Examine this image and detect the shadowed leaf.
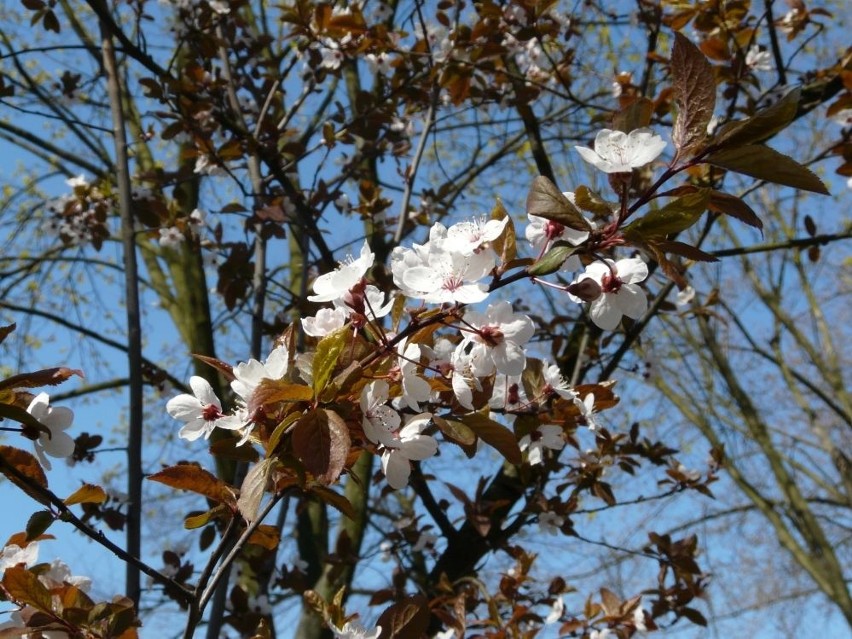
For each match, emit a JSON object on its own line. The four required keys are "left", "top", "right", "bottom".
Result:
{"left": 292, "top": 409, "right": 350, "bottom": 484}
{"left": 714, "top": 88, "right": 800, "bottom": 148}
{"left": 706, "top": 145, "right": 829, "bottom": 194}
{"left": 2, "top": 566, "right": 54, "bottom": 614}
{"left": 707, "top": 191, "right": 763, "bottom": 230}
{"left": 624, "top": 190, "right": 709, "bottom": 239}
{"left": 237, "top": 458, "right": 274, "bottom": 524}
{"left": 526, "top": 176, "right": 592, "bottom": 232}
{"left": 459, "top": 412, "right": 522, "bottom": 465}
{"left": 375, "top": 594, "right": 430, "bottom": 639}
{"left": 0, "top": 367, "right": 83, "bottom": 393}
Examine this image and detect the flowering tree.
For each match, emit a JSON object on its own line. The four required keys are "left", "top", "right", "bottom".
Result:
{"left": 0, "top": 1, "right": 849, "bottom": 638}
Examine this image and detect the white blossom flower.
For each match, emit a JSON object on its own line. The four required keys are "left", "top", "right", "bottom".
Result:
{"left": 380, "top": 413, "right": 438, "bottom": 489}
{"left": 333, "top": 284, "right": 394, "bottom": 322}
{"left": 366, "top": 52, "right": 393, "bottom": 76}
{"left": 40, "top": 559, "right": 91, "bottom": 592}
{"left": 193, "top": 154, "right": 225, "bottom": 176}
{"left": 392, "top": 341, "right": 432, "bottom": 412}
{"left": 0, "top": 542, "right": 39, "bottom": 575}
{"left": 309, "top": 240, "right": 375, "bottom": 303}
{"left": 745, "top": 45, "right": 772, "bottom": 71}
{"left": 399, "top": 241, "right": 494, "bottom": 304}
{"left": 542, "top": 364, "right": 578, "bottom": 401}
{"left": 361, "top": 380, "right": 401, "bottom": 447}
{"left": 544, "top": 595, "right": 564, "bottom": 624}
{"left": 675, "top": 286, "right": 696, "bottom": 307}
{"left": 443, "top": 216, "right": 508, "bottom": 256}
{"left": 26, "top": 393, "right": 75, "bottom": 470}
{"left": 189, "top": 208, "right": 206, "bottom": 226}
{"left": 538, "top": 511, "right": 564, "bottom": 535}
{"left": 302, "top": 307, "right": 348, "bottom": 337}
{"left": 590, "top": 630, "right": 613, "bottom": 639}
{"left": 159, "top": 226, "right": 185, "bottom": 249}
{"left": 574, "top": 393, "right": 600, "bottom": 430}
{"left": 65, "top": 174, "right": 88, "bottom": 189}
{"left": 489, "top": 374, "right": 527, "bottom": 419}
{"left": 412, "top": 530, "right": 437, "bottom": 552}
{"left": 167, "top": 376, "right": 243, "bottom": 441}
{"left": 331, "top": 621, "right": 382, "bottom": 639}
{"left": 247, "top": 594, "right": 271, "bottom": 615}
{"left": 231, "top": 346, "right": 290, "bottom": 403}
{"left": 519, "top": 424, "right": 564, "bottom": 465}
{"left": 632, "top": 602, "right": 648, "bottom": 632}
{"left": 461, "top": 301, "right": 534, "bottom": 377}
{"left": 567, "top": 257, "right": 648, "bottom": 330}
{"left": 449, "top": 343, "right": 482, "bottom": 410}
{"left": 575, "top": 128, "right": 666, "bottom": 174}
{"left": 207, "top": 0, "right": 229, "bottom": 14}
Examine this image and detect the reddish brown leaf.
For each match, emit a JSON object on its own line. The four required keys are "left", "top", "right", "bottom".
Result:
{"left": 191, "top": 354, "right": 235, "bottom": 381}
{"left": 375, "top": 594, "right": 431, "bottom": 639}
{"left": 307, "top": 485, "right": 356, "bottom": 519}
{"left": 0, "top": 367, "right": 84, "bottom": 393}
{"left": 612, "top": 97, "right": 653, "bottom": 133}
{"left": 148, "top": 463, "right": 237, "bottom": 507}
{"left": 0, "top": 445, "right": 49, "bottom": 502}
{"left": 671, "top": 33, "right": 716, "bottom": 155}
{"left": 248, "top": 524, "right": 281, "bottom": 550}
{"left": 526, "top": 176, "right": 592, "bottom": 232}
{"left": 714, "top": 88, "right": 800, "bottom": 148}
{"left": 707, "top": 191, "right": 763, "bottom": 230}
{"left": 458, "top": 412, "right": 522, "bottom": 465}
{"left": 238, "top": 458, "right": 275, "bottom": 525}
{"left": 706, "top": 145, "right": 829, "bottom": 195}
{"left": 2, "top": 566, "right": 54, "bottom": 614}
{"left": 248, "top": 379, "right": 313, "bottom": 415}
{"left": 292, "top": 409, "right": 350, "bottom": 484}
{"left": 653, "top": 240, "right": 719, "bottom": 262}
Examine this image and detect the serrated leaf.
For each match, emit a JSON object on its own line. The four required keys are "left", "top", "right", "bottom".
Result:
{"left": 148, "top": 464, "right": 237, "bottom": 507}
{"left": 291, "top": 409, "right": 350, "bottom": 484}
{"left": 459, "top": 412, "right": 522, "bottom": 465}
{"left": 612, "top": 97, "right": 653, "bottom": 133}
{"left": 526, "top": 177, "right": 592, "bottom": 232}
{"left": 574, "top": 186, "right": 615, "bottom": 218}
{"left": 431, "top": 415, "right": 476, "bottom": 446}
{"left": 2, "top": 566, "right": 54, "bottom": 613}
{"left": 267, "top": 411, "right": 301, "bottom": 455}
{"left": 375, "top": 594, "right": 430, "bottom": 639}
{"left": 714, "top": 88, "right": 800, "bottom": 148}
{"left": 527, "top": 242, "right": 579, "bottom": 276}
{"left": 707, "top": 191, "right": 763, "bottom": 229}
{"left": 25, "top": 510, "right": 54, "bottom": 541}
{"left": 64, "top": 483, "right": 107, "bottom": 506}
{"left": 490, "top": 198, "right": 516, "bottom": 263}
{"left": 623, "top": 190, "right": 709, "bottom": 239}
{"left": 313, "top": 327, "right": 349, "bottom": 396}
{"left": 706, "top": 145, "right": 829, "bottom": 194}
{"left": 671, "top": 32, "right": 716, "bottom": 155}
{"left": 237, "top": 458, "right": 274, "bottom": 524}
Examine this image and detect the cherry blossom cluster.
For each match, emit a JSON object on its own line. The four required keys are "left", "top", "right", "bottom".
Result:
{"left": 163, "top": 127, "right": 669, "bottom": 489}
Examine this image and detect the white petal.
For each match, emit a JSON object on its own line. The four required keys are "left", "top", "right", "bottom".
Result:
{"left": 615, "top": 284, "right": 647, "bottom": 319}
{"left": 616, "top": 257, "right": 648, "bottom": 284}
{"left": 589, "top": 295, "right": 622, "bottom": 331}
{"left": 493, "top": 342, "right": 527, "bottom": 377}
{"left": 399, "top": 435, "right": 438, "bottom": 461}
{"left": 166, "top": 394, "right": 202, "bottom": 420}
{"left": 575, "top": 145, "right": 611, "bottom": 172}
{"left": 382, "top": 450, "right": 411, "bottom": 489}
{"left": 189, "top": 376, "right": 220, "bottom": 409}
{"left": 40, "top": 431, "right": 75, "bottom": 458}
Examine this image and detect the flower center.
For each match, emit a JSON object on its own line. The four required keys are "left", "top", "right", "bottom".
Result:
{"left": 601, "top": 271, "right": 622, "bottom": 293}
{"left": 545, "top": 220, "right": 565, "bottom": 240}
{"left": 201, "top": 404, "right": 222, "bottom": 422}
{"left": 478, "top": 325, "right": 504, "bottom": 347}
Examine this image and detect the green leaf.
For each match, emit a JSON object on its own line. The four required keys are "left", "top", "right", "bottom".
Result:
{"left": 526, "top": 176, "right": 592, "bottom": 232}
{"left": 291, "top": 409, "right": 351, "bottom": 484}
{"left": 459, "top": 412, "right": 522, "bottom": 465}
{"left": 25, "top": 510, "right": 54, "bottom": 541}
{"left": 671, "top": 32, "right": 716, "bottom": 155}
{"left": 312, "top": 327, "right": 349, "bottom": 396}
{"left": 707, "top": 190, "right": 763, "bottom": 229}
{"left": 705, "top": 145, "right": 829, "bottom": 195}
{"left": 527, "top": 242, "right": 579, "bottom": 276}
{"left": 714, "top": 89, "right": 801, "bottom": 149}
{"left": 148, "top": 463, "right": 237, "bottom": 507}
{"left": 623, "top": 190, "right": 710, "bottom": 239}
